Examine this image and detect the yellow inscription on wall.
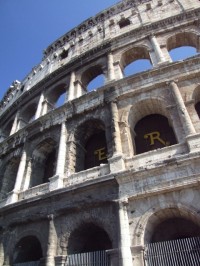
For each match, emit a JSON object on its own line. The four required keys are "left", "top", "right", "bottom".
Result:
{"left": 144, "top": 131, "right": 170, "bottom": 146}
{"left": 94, "top": 147, "right": 107, "bottom": 161}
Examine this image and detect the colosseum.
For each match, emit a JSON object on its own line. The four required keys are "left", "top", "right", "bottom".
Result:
{"left": 0, "top": 0, "right": 200, "bottom": 265}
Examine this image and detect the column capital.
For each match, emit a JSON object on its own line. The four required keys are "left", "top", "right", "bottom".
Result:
{"left": 166, "top": 79, "right": 178, "bottom": 86}
{"left": 119, "top": 197, "right": 129, "bottom": 207}
{"left": 47, "top": 214, "right": 55, "bottom": 221}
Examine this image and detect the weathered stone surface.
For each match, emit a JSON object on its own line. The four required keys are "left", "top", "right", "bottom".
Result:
{"left": 0, "top": 0, "right": 200, "bottom": 265}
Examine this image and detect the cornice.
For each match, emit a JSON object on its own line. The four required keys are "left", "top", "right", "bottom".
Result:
{"left": 43, "top": 0, "right": 151, "bottom": 58}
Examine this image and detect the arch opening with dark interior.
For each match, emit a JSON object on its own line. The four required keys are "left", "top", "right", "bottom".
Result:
{"left": 13, "top": 236, "right": 43, "bottom": 263}
{"left": 134, "top": 114, "right": 177, "bottom": 154}
{"left": 0, "top": 157, "right": 20, "bottom": 200}
{"left": 195, "top": 102, "right": 200, "bottom": 119}
{"left": 75, "top": 119, "right": 108, "bottom": 172}
{"left": 30, "top": 138, "right": 57, "bottom": 187}
{"left": 150, "top": 217, "right": 200, "bottom": 243}
{"left": 68, "top": 223, "right": 112, "bottom": 255}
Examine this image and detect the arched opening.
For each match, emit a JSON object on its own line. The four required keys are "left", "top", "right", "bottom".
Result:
{"left": 195, "top": 102, "right": 200, "bottom": 119}
{"left": 87, "top": 74, "right": 104, "bottom": 92}
{"left": 170, "top": 46, "right": 197, "bottom": 61}
{"left": 2, "top": 118, "right": 14, "bottom": 138}
{"left": 13, "top": 236, "right": 43, "bottom": 264}
{"left": 84, "top": 131, "right": 107, "bottom": 170}
{"left": 81, "top": 65, "right": 104, "bottom": 92}
{"left": 124, "top": 59, "right": 152, "bottom": 76}
{"left": 134, "top": 114, "right": 177, "bottom": 154}
{"left": 55, "top": 92, "right": 66, "bottom": 108}
{"left": 46, "top": 83, "right": 67, "bottom": 112}
{"left": 119, "top": 17, "right": 131, "bottom": 28}
{"left": 0, "top": 157, "right": 20, "bottom": 200}
{"left": 30, "top": 139, "right": 57, "bottom": 187}
{"left": 75, "top": 120, "right": 108, "bottom": 172}
{"left": 121, "top": 47, "right": 152, "bottom": 77}
{"left": 151, "top": 217, "right": 200, "bottom": 243}
{"left": 20, "top": 102, "right": 37, "bottom": 128}
{"left": 68, "top": 223, "right": 112, "bottom": 254}
{"left": 144, "top": 208, "right": 200, "bottom": 265}
{"left": 43, "top": 148, "right": 57, "bottom": 183}
{"left": 167, "top": 32, "right": 199, "bottom": 61}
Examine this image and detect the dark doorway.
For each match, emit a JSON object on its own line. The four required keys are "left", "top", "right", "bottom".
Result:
{"left": 134, "top": 114, "right": 177, "bottom": 154}
{"left": 13, "top": 236, "right": 43, "bottom": 263}
{"left": 84, "top": 131, "right": 108, "bottom": 170}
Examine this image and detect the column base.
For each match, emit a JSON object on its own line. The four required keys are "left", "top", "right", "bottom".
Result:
{"left": 131, "top": 245, "right": 145, "bottom": 266}
{"left": 54, "top": 255, "right": 67, "bottom": 266}
{"left": 186, "top": 133, "right": 200, "bottom": 152}
{"left": 6, "top": 190, "right": 19, "bottom": 205}
{"left": 49, "top": 175, "right": 64, "bottom": 191}
{"left": 106, "top": 249, "right": 120, "bottom": 266}
{"left": 108, "top": 154, "right": 125, "bottom": 173}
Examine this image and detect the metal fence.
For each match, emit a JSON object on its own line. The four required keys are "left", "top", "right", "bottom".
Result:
{"left": 66, "top": 250, "right": 110, "bottom": 266}
{"left": 144, "top": 237, "right": 200, "bottom": 266}
{"left": 13, "top": 261, "right": 40, "bottom": 266}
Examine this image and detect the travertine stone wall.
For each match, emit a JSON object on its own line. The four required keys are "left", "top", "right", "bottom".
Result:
{"left": 0, "top": 0, "right": 200, "bottom": 265}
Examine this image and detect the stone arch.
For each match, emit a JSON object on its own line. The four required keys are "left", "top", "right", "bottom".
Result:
{"left": 7, "top": 227, "right": 47, "bottom": 266}
{"left": 45, "top": 82, "right": 68, "bottom": 112}
{"left": 120, "top": 45, "right": 152, "bottom": 76}
{"left": 81, "top": 64, "right": 105, "bottom": 92}
{"left": 133, "top": 203, "right": 200, "bottom": 246}
{"left": 0, "top": 239, "right": 4, "bottom": 266}
{"left": 1, "top": 116, "right": 15, "bottom": 138}
{"left": 167, "top": 31, "right": 199, "bottom": 51}
{"left": 0, "top": 155, "right": 21, "bottom": 200}
{"left": 12, "top": 235, "right": 43, "bottom": 264}
{"left": 192, "top": 85, "right": 200, "bottom": 119}
{"left": 67, "top": 221, "right": 112, "bottom": 255}
{"left": 74, "top": 118, "right": 108, "bottom": 172}
{"left": 166, "top": 31, "right": 199, "bottom": 61}
{"left": 19, "top": 101, "right": 38, "bottom": 128}
{"left": 30, "top": 137, "right": 58, "bottom": 187}
{"left": 128, "top": 97, "right": 177, "bottom": 155}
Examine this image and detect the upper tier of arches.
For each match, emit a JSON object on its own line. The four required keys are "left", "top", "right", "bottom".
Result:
{"left": 1, "top": 28, "right": 199, "bottom": 139}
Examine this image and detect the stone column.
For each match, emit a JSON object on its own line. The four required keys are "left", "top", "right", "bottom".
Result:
{"left": 41, "top": 99, "right": 49, "bottom": 116}
{"left": 6, "top": 147, "right": 27, "bottom": 204}
{"left": 110, "top": 102, "right": 122, "bottom": 156}
{"left": 109, "top": 102, "right": 125, "bottom": 173}
{"left": 56, "top": 122, "right": 67, "bottom": 177}
{"left": 114, "top": 61, "right": 124, "bottom": 80}
{"left": 35, "top": 92, "right": 45, "bottom": 119}
{"left": 131, "top": 246, "right": 145, "bottom": 266}
{"left": 22, "top": 158, "right": 32, "bottom": 191}
{"left": 168, "top": 81, "right": 196, "bottom": 136}
{"left": 3, "top": 254, "right": 10, "bottom": 266}
{"left": 49, "top": 122, "right": 67, "bottom": 191}
{"left": 10, "top": 112, "right": 19, "bottom": 135}
{"left": 68, "top": 72, "right": 75, "bottom": 101}
{"left": 107, "top": 53, "right": 115, "bottom": 82}
{"left": 118, "top": 199, "right": 133, "bottom": 266}
{"left": 74, "top": 80, "right": 84, "bottom": 98}
{"left": 46, "top": 215, "right": 57, "bottom": 266}
{"left": 0, "top": 241, "right": 4, "bottom": 266}
{"left": 149, "top": 35, "right": 166, "bottom": 64}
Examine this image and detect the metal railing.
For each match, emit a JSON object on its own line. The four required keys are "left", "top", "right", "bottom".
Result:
{"left": 13, "top": 261, "right": 40, "bottom": 266}
{"left": 66, "top": 250, "right": 110, "bottom": 266}
{"left": 144, "top": 237, "right": 200, "bottom": 266}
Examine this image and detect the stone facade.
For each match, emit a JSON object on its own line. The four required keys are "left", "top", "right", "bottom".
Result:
{"left": 0, "top": 0, "right": 200, "bottom": 265}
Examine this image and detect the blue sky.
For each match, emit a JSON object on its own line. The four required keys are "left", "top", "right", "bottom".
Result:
{"left": 0, "top": 0, "right": 118, "bottom": 100}
{"left": 0, "top": 0, "right": 197, "bottom": 101}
